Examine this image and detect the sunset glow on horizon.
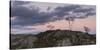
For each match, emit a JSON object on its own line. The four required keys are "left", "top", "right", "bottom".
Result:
{"left": 11, "top": 16, "right": 96, "bottom": 34}
{"left": 11, "top": 1, "right": 96, "bottom": 34}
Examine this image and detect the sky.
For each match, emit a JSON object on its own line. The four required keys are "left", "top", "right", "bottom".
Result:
{"left": 10, "top": 1, "right": 96, "bottom": 34}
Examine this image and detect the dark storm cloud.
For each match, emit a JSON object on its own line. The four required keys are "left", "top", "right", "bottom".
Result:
{"left": 73, "top": 6, "right": 96, "bottom": 16}
{"left": 11, "top": 1, "right": 53, "bottom": 26}
{"left": 85, "top": 12, "right": 96, "bottom": 16}
{"left": 10, "top": 1, "right": 31, "bottom": 9}
{"left": 12, "top": 1, "right": 30, "bottom": 5}
{"left": 73, "top": 8, "right": 93, "bottom": 13}
{"left": 54, "top": 5, "right": 96, "bottom": 18}
{"left": 53, "top": 5, "right": 81, "bottom": 17}
{"left": 11, "top": 7, "right": 52, "bottom": 26}
{"left": 11, "top": 1, "right": 96, "bottom": 26}
{"left": 11, "top": 6, "right": 39, "bottom": 17}
{"left": 10, "top": 1, "right": 34, "bottom": 17}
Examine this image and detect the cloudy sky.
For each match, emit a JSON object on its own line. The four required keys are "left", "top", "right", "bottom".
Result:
{"left": 10, "top": 1, "right": 96, "bottom": 34}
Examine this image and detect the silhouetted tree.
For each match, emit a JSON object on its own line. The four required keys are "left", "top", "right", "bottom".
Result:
{"left": 84, "top": 26, "right": 90, "bottom": 34}
{"left": 66, "top": 16, "right": 74, "bottom": 30}
{"left": 47, "top": 25, "right": 55, "bottom": 30}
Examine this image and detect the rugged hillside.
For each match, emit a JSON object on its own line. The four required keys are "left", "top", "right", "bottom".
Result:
{"left": 34, "top": 29, "right": 96, "bottom": 48}
{"left": 10, "top": 34, "right": 37, "bottom": 49}
{"left": 10, "top": 29, "right": 96, "bottom": 49}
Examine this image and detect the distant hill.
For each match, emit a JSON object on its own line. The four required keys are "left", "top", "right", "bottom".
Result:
{"left": 10, "top": 29, "right": 96, "bottom": 49}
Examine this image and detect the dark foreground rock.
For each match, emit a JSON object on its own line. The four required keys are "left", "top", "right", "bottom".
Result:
{"left": 10, "top": 30, "right": 96, "bottom": 49}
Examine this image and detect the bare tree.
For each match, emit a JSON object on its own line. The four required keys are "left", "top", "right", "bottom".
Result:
{"left": 65, "top": 16, "right": 74, "bottom": 30}
{"left": 47, "top": 25, "right": 55, "bottom": 30}
{"left": 84, "top": 26, "right": 90, "bottom": 34}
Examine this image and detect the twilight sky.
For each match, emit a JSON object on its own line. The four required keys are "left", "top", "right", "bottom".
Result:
{"left": 10, "top": 1, "right": 96, "bottom": 34}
